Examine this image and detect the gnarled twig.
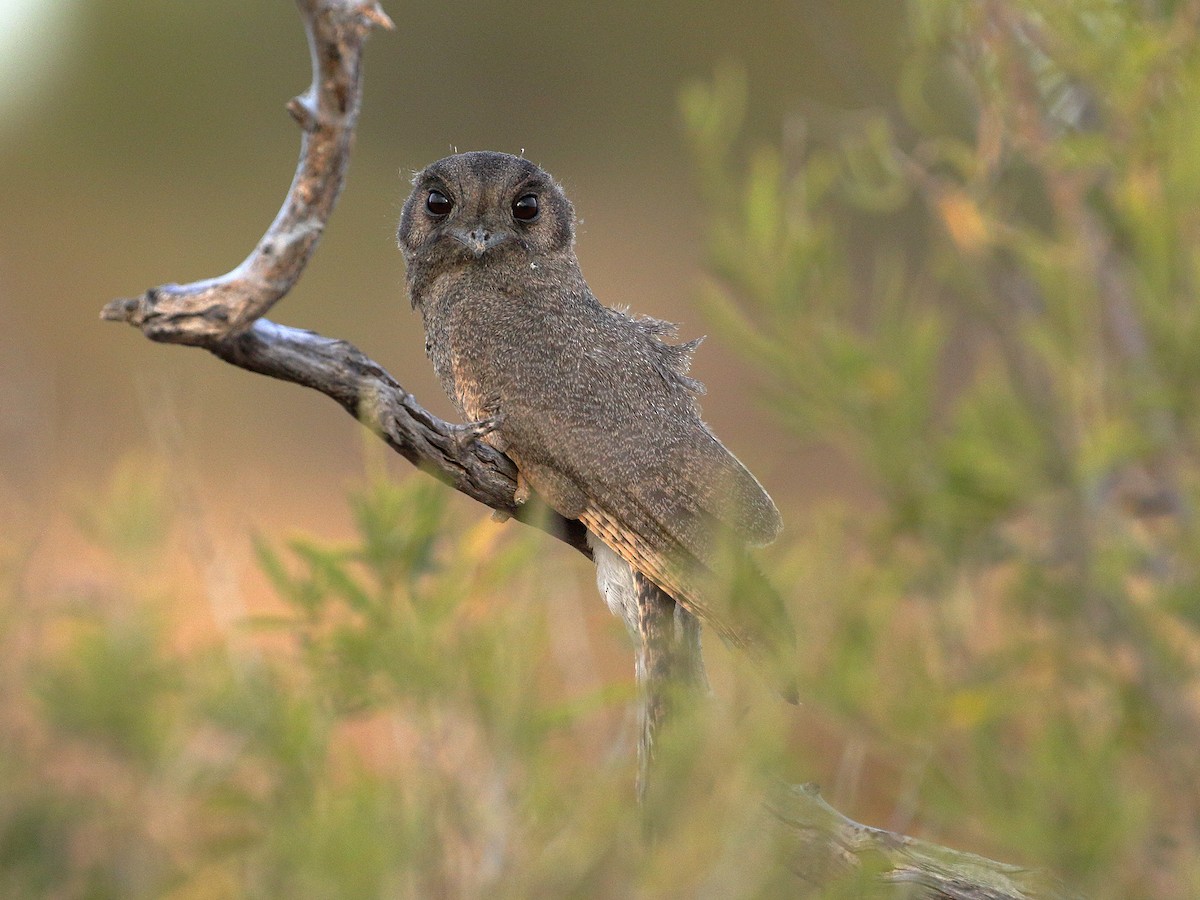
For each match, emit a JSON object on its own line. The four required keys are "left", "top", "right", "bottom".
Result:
{"left": 769, "top": 784, "right": 1081, "bottom": 899}
{"left": 99, "top": 0, "right": 587, "bottom": 557}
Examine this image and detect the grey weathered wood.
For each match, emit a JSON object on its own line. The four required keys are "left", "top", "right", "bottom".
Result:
{"left": 99, "top": 0, "right": 587, "bottom": 557}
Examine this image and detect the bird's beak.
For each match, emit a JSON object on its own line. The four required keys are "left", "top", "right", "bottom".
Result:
{"left": 449, "top": 226, "right": 508, "bottom": 258}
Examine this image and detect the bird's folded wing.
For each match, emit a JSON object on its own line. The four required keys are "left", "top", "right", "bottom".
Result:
{"left": 505, "top": 400, "right": 791, "bottom": 656}
{"left": 576, "top": 476, "right": 794, "bottom": 660}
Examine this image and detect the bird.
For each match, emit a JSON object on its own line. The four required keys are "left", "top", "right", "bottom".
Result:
{"left": 397, "top": 150, "right": 792, "bottom": 690}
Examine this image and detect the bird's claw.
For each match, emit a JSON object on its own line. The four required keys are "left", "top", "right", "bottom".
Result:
{"left": 513, "top": 471, "right": 531, "bottom": 505}
{"left": 449, "top": 405, "right": 506, "bottom": 449}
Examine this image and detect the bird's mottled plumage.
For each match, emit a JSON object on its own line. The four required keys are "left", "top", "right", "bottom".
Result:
{"left": 397, "top": 151, "right": 789, "bottom": 665}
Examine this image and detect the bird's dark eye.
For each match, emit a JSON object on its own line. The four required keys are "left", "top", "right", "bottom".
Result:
{"left": 513, "top": 193, "right": 539, "bottom": 221}
{"left": 426, "top": 190, "right": 452, "bottom": 217}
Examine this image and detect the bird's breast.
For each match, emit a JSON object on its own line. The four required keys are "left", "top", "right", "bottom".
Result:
{"left": 450, "top": 352, "right": 491, "bottom": 423}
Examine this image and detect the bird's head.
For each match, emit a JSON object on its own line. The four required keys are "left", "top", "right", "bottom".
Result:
{"left": 398, "top": 151, "right": 576, "bottom": 272}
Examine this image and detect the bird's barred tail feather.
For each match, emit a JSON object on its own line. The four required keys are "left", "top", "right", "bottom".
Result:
{"left": 583, "top": 505, "right": 797, "bottom": 702}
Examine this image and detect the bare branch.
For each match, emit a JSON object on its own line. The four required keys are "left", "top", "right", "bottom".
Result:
{"left": 103, "top": 0, "right": 388, "bottom": 341}
{"left": 769, "top": 785, "right": 1082, "bottom": 900}
{"left": 213, "top": 320, "right": 589, "bottom": 554}
{"left": 98, "top": 0, "right": 587, "bottom": 557}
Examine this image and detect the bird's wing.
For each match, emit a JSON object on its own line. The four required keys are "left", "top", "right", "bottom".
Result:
{"left": 507, "top": 416, "right": 792, "bottom": 661}
{"left": 492, "top": 301, "right": 790, "bottom": 659}
{"left": 574, "top": 469, "right": 793, "bottom": 661}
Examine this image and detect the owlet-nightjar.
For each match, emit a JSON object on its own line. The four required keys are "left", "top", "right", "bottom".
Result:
{"left": 397, "top": 151, "right": 791, "bottom": 676}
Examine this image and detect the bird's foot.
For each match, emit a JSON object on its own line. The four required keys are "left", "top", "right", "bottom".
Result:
{"left": 449, "top": 404, "right": 506, "bottom": 449}
{"left": 513, "top": 470, "right": 531, "bottom": 505}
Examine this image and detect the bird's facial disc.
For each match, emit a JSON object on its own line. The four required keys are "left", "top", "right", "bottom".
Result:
{"left": 445, "top": 190, "right": 543, "bottom": 257}
{"left": 397, "top": 151, "right": 575, "bottom": 263}
{"left": 418, "top": 184, "right": 506, "bottom": 257}
{"left": 419, "top": 179, "right": 543, "bottom": 259}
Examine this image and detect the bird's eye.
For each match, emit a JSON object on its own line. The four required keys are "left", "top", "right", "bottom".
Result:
{"left": 512, "top": 193, "right": 539, "bottom": 221}
{"left": 426, "top": 190, "right": 453, "bottom": 217}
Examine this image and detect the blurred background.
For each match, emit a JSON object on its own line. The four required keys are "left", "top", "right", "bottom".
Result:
{"left": 4, "top": 1, "right": 1200, "bottom": 897}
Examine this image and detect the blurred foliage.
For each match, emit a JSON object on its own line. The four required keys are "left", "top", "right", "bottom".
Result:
{"left": 5, "top": 0, "right": 1200, "bottom": 897}
{"left": 681, "top": 0, "right": 1200, "bottom": 895}
{"left": 0, "top": 470, "right": 802, "bottom": 898}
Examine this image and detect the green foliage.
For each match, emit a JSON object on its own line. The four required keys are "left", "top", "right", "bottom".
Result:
{"left": 35, "top": 611, "right": 180, "bottom": 765}
{"left": 682, "top": 1, "right": 1200, "bottom": 895}
{"left": 0, "top": 469, "right": 809, "bottom": 897}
